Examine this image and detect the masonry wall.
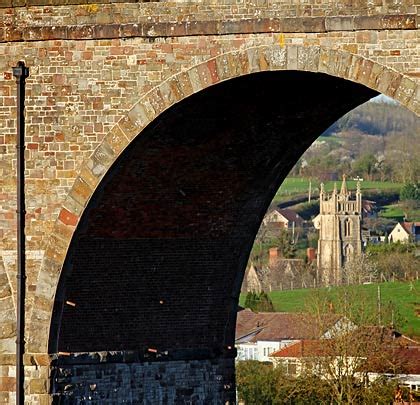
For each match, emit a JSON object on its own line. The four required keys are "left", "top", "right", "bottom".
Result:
{"left": 0, "top": 0, "right": 418, "bottom": 403}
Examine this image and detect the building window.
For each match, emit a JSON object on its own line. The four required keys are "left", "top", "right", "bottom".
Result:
{"left": 286, "top": 360, "right": 297, "bottom": 375}
{"left": 344, "top": 219, "right": 351, "bottom": 237}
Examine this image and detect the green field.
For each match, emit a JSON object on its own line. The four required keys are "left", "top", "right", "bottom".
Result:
{"left": 240, "top": 280, "right": 420, "bottom": 338}
{"left": 274, "top": 177, "right": 402, "bottom": 201}
{"left": 379, "top": 204, "right": 405, "bottom": 221}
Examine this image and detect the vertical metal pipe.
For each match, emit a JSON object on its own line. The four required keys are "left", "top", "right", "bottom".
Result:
{"left": 13, "top": 61, "right": 29, "bottom": 405}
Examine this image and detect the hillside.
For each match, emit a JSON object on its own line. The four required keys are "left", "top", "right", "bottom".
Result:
{"left": 289, "top": 98, "right": 419, "bottom": 185}
{"left": 239, "top": 280, "right": 420, "bottom": 338}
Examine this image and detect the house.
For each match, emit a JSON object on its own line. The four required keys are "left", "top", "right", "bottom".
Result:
{"left": 269, "top": 328, "right": 420, "bottom": 392}
{"left": 268, "top": 339, "right": 359, "bottom": 376}
{"left": 262, "top": 208, "right": 304, "bottom": 230}
{"left": 361, "top": 228, "right": 381, "bottom": 246}
{"left": 389, "top": 222, "right": 420, "bottom": 243}
{"left": 235, "top": 309, "right": 353, "bottom": 362}
{"left": 241, "top": 257, "right": 307, "bottom": 292}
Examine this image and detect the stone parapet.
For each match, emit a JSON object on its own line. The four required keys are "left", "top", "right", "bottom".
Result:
{"left": 0, "top": 14, "right": 417, "bottom": 43}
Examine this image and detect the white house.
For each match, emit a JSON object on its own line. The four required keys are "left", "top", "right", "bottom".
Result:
{"left": 389, "top": 222, "right": 420, "bottom": 243}
{"left": 235, "top": 309, "right": 353, "bottom": 363}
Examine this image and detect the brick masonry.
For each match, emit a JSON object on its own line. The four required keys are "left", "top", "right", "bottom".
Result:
{"left": 0, "top": 0, "right": 419, "bottom": 403}
{"left": 50, "top": 354, "right": 235, "bottom": 405}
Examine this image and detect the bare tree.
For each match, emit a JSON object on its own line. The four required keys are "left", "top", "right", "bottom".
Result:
{"left": 341, "top": 253, "right": 378, "bottom": 285}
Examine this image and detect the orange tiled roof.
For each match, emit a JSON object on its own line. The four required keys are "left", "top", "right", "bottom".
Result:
{"left": 270, "top": 340, "right": 329, "bottom": 358}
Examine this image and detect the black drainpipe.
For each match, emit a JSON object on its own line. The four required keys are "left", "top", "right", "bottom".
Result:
{"left": 13, "top": 61, "right": 29, "bottom": 405}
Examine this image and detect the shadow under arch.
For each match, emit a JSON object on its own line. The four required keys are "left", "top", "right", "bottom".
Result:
{"left": 27, "top": 44, "right": 418, "bottom": 357}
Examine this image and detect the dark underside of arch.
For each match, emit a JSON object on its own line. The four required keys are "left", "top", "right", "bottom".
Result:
{"left": 50, "top": 71, "right": 377, "bottom": 356}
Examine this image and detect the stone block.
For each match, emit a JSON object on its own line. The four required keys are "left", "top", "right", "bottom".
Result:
{"left": 68, "top": 177, "right": 94, "bottom": 208}
{"left": 297, "top": 46, "right": 320, "bottom": 72}
{"left": 0, "top": 376, "right": 15, "bottom": 392}
{"left": 187, "top": 68, "right": 203, "bottom": 93}
{"left": 265, "top": 46, "right": 287, "bottom": 70}
{"left": 407, "top": 85, "right": 419, "bottom": 115}
{"left": 367, "top": 62, "right": 385, "bottom": 90}
{"left": 246, "top": 48, "right": 260, "bottom": 73}
{"left": 159, "top": 81, "right": 177, "bottom": 108}
{"left": 0, "top": 338, "right": 15, "bottom": 355}
{"left": 0, "top": 323, "right": 15, "bottom": 339}
{"left": 356, "top": 58, "right": 374, "bottom": 87}
{"left": 176, "top": 72, "right": 194, "bottom": 100}
{"left": 197, "top": 63, "right": 213, "bottom": 89}
{"left": 93, "top": 24, "right": 119, "bottom": 40}
{"left": 77, "top": 166, "right": 101, "bottom": 192}
{"left": 257, "top": 47, "right": 269, "bottom": 72}
{"left": 29, "top": 378, "right": 48, "bottom": 394}
{"left": 104, "top": 124, "right": 129, "bottom": 156}
{"left": 347, "top": 55, "right": 364, "bottom": 83}
{"left": 28, "top": 354, "right": 51, "bottom": 367}
{"left": 325, "top": 16, "right": 354, "bottom": 31}
{"left": 126, "top": 103, "right": 150, "bottom": 138}
{"left": 58, "top": 207, "right": 78, "bottom": 227}
{"left": 0, "top": 273, "right": 12, "bottom": 299}
{"left": 317, "top": 48, "right": 333, "bottom": 75}
{"left": 394, "top": 76, "right": 416, "bottom": 105}
{"left": 354, "top": 15, "right": 382, "bottom": 30}
{"left": 237, "top": 50, "right": 250, "bottom": 76}
{"left": 186, "top": 20, "right": 218, "bottom": 36}
{"left": 86, "top": 142, "right": 115, "bottom": 179}
{"left": 0, "top": 355, "right": 14, "bottom": 366}
{"left": 215, "top": 54, "right": 232, "bottom": 81}
{"left": 376, "top": 69, "right": 402, "bottom": 98}
{"left": 118, "top": 115, "right": 140, "bottom": 141}
{"left": 382, "top": 14, "right": 416, "bottom": 30}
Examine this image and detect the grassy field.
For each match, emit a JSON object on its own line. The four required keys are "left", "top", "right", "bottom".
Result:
{"left": 240, "top": 280, "right": 420, "bottom": 338}
{"left": 274, "top": 177, "right": 402, "bottom": 201}
{"left": 379, "top": 203, "right": 420, "bottom": 222}
{"left": 379, "top": 204, "right": 405, "bottom": 221}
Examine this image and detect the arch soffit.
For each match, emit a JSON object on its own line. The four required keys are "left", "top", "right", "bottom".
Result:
{"left": 28, "top": 43, "right": 419, "bottom": 353}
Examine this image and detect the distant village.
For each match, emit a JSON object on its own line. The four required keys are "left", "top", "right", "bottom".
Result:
{"left": 243, "top": 175, "right": 419, "bottom": 292}
{"left": 236, "top": 176, "right": 420, "bottom": 398}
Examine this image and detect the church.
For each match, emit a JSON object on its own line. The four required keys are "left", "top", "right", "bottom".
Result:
{"left": 313, "top": 176, "right": 363, "bottom": 285}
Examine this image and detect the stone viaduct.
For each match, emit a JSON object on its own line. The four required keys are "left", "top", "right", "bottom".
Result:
{"left": 0, "top": 0, "right": 418, "bottom": 403}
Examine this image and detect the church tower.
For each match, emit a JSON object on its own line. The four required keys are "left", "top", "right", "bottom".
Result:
{"left": 313, "top": 175, "right": 362, "bottom": 285}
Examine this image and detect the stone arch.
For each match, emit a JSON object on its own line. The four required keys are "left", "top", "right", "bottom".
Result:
{"left": 27, "top": 44, "right": 419, "bottom": 353}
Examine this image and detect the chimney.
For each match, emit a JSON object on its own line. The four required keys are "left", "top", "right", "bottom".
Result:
{"left": 269, "top": 247, "right": 280, "bottom": 266}
{"left": 307, "top": 247, "right": 316, "bottom": 262}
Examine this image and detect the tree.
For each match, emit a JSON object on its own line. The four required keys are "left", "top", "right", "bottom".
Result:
{"left": 400, "top": 182, "right": 420, "bottom": 201}
{"left": 244, "top": 291, "right": 275, "bottom": 312}
{"left": 366, "top": 243, "right": 419, "bottom": 281}
{"left": 276, "top": 229, "right": 296, "bottom": 259}
{"left": 352, "top": 153, "right": 377, "bottom": 180}
{"left": 341, "top": 253, "right": 377, "bottom": 285}
{"left": 300, "top": 287, "right": 406, "bottom": 404}
{"left": 236, "top": 361, "right": 277, "bottom": 404}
